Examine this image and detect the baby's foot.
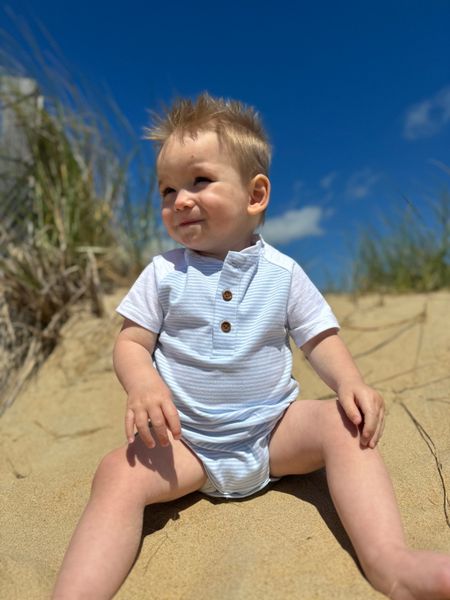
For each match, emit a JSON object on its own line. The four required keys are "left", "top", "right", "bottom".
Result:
{"left": 369, "top": 549, "right": 450, "bottom": 600}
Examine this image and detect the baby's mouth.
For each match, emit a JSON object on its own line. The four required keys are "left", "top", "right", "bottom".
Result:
{"left": 179, "top": 219, "right": 203, "bottom": 227}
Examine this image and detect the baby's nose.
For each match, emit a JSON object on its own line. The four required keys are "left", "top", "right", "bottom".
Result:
{"left": 174, "top": 189, "right": 195, "bottom": 210}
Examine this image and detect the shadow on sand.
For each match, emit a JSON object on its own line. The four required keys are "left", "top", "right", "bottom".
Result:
{"left": 139, "top": 468, "right": 360, "bottom": 572}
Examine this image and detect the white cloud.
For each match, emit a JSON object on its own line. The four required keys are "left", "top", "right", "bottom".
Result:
{"left": 320, "top": 171, "right": 338, "bottom": 190}
{"left": 345, "top": 167, "right": 381, "bottom": 199}
{"left": 403, "top": 85, "right": 450, "bottom": 140}
{"left": 261, "top": 206, "right": 325, "bottom": 245}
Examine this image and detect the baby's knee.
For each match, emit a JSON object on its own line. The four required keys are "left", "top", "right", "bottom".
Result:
{"left": 91, "top": 447, "right": 129, "bottom": 494}
{"left": 91, "top": 445, "right": 161, "bottom": 506}
{"left": 319, "top": 399, "right": 353, "bottom": 432}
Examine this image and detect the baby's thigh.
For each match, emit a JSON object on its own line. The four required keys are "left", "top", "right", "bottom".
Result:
{"left": 92, "top": 434, "right": 207, "bottom": 505}
{"left": 269, "top": 399, "right": 342, "bottom": 477}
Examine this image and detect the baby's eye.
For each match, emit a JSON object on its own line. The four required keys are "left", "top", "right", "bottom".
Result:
{"left": 161, "top": 187, "right": 175, "bottom": 197}
{"left": 194, "top": 176, "right": 212, "bottom": 185}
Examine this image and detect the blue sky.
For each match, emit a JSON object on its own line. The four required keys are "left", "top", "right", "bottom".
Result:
{"left": 1, "top": 1, "right": 450, "bottom": 288}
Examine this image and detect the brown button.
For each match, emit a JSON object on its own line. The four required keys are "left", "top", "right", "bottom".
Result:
{"left": 220, "top": 321, "right": 231, "bottom": 333}
{"left": 222, "top": 290, "right": 233, "bottom": 301}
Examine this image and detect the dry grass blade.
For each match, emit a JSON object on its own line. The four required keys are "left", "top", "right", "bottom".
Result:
{"left": 353, "top": 318, "right": 419, "bottom": 360}
{"left": 368, "top": 361, "right": 436, "bottom": 387}
{"left": 341, "top": 309, "right": 426, "bottom": 332}
{"left": 395, "top": 375, "right": 450, "bottom": 394}
{"left": 427, "top": 397, "right": 450, "bottom": 405}
{"left": 0, "top": 16, "right": 161, "bottom": 413}
{"left": 400, "top": 402, "right": 450, "bottom": 528}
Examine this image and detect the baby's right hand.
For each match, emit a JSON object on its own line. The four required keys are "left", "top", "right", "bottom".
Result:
{"left": 125, "top": 381, "right": 181, "bottom": 448}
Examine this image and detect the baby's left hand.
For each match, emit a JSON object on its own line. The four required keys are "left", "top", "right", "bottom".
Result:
{"left": 337, "top": 381, "right": 385, "bottom": 448}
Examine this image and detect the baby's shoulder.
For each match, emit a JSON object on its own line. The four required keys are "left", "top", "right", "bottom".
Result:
{"left": 151, "top": 248, "right": 187, "bottom": 278}
{"left": 262, "top": 242, "right": 297, "bottom": 274}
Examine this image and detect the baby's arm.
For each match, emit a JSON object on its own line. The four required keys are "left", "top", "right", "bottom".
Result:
{"left": 301, "top": 329, "right": 384, "bottom": 448}
{"left": 113, "top": 318, "right": 181, "bottom": 448}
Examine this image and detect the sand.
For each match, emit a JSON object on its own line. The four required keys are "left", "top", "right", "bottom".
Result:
{"left": 1, "top": 290, "right": 449, "bottom": 599}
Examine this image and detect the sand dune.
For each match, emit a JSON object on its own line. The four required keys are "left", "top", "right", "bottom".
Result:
{"left": 1, "top": 291, "right": 449, "bottom": 599}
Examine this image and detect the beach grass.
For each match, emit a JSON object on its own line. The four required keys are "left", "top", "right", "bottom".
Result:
{"left": 0, "top": 21, "right": 159, "bottom": 413}
{"left": 352, "top": 190, "right": 450, "bottom": 294}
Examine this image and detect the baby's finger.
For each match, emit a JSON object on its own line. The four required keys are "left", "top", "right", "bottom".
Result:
{"left": 163, "top": 404, "right": 181, "bottom": 440}
{"left": 339, "top": 393, "right": 362, "bottom": 426}
{"left": 125, "top": 408, "right": 136, "bottom": 444}
{"left": 135, "top": 411, "right": 156, "bottom": 448}
{"left": 369, "top": 411, "right": 385, "bottom": 449}
{"left": 361, "top": 406, "right": 379, "bottom": 446}
{"left": 368, "top": 415, "right": 383, "bottom": 448}
{"left": 148, "top": 411, "right": 171, "bottom": 447}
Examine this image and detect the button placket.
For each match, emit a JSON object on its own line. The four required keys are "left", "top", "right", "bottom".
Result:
{"left": 212, "top": 263, "right": 239, "bottom": 353}
{"left": 219, "top": 288, "right": 233, "bottom": 336}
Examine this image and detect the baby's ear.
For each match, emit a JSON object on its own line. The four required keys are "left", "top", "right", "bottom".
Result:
{"left": 248, "top": 174, "right": 270, "bottom": 216}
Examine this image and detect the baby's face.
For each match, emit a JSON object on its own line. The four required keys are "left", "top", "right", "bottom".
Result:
{"left": 157, "top": 130, "right": 259, "bottom": 260}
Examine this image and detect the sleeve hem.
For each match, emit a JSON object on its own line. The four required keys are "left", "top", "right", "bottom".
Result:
{"left": 115, "top": 305, "right": 161, "bottom": 335}
{"left": 290, "top": 320, "right": 340, "bottom": 349}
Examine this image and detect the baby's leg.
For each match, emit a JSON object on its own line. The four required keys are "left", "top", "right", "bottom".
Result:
{"left": 52, "top": 434, "right": 207, "bottom": 600}
{"left": 269, "top": 400, "right": 450, "bottom": 600}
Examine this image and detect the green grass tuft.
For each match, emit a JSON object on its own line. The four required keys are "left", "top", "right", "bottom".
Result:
{"left": 352, "top": 190, "right": 450, "bottom": 293}
{"left": 0, "top": 19, "right": 160, "bottom": 412}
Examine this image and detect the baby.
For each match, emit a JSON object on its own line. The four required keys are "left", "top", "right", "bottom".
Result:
{"left": 53, "top": 93, "right": 450, "bottom": 599}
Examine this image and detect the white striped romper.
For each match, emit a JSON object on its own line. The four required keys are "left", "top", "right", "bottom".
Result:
{"left": 116, "top": 237, "right": 339, "bottom": 499}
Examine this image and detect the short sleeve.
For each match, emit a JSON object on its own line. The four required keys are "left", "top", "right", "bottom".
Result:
{"left": 287, "top": 262, "right": 339, "bottom": 348}
{"left": 116, "top": 261, "right": 163, "bottom": 334}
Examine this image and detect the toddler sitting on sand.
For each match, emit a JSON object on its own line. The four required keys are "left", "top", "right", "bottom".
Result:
{"left": 53, "top": 93, "right": 450, "bottom": 599}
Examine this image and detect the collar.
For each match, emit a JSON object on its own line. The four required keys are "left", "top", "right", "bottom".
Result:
{"left": 185, "top": 234, "right": 265, "bottom": 267}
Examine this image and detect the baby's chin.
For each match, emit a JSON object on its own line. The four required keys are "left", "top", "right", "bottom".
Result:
{"left": 184, "top": 241, "right": 228, "bottom": 260}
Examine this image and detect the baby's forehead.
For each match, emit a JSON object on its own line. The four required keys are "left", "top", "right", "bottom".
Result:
{"left": 157, "top": 130, "right": 236, "bottom": 174}
{"left": 160, "top": 129, "right": 220, "bottom": 155}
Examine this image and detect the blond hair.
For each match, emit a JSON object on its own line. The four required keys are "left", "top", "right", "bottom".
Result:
{"left": 144, "top": 92, "right": 271, "bottom": 182}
